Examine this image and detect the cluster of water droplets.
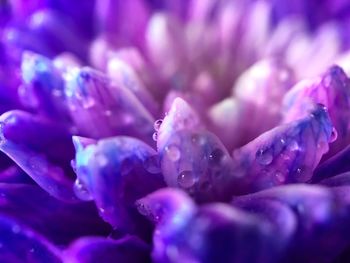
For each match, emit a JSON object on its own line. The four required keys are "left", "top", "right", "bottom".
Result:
{"left": 152, "top": 119, "right": 163, "bottom": 141}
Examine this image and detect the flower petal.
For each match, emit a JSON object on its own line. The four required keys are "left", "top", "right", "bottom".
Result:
{"left": 232, "top": 104, "right": 334, "bottom": 194}
{"left": 232, "top": 184, "right": 350, "bottom": 262}
{"left": 74, "top": 136, "right": 165, "bottom": 236}
{"left": 283, "top": 65, "right": 350, "bottom": 156}
{"left": 157, "top": 98, "right": 237, "bottom": 202}
{"left": 64, "top": 67, "right": 155, "bottom": 143}
{"left": 0, "top": 110, "right": 76, "bottom": 201}
{"left": 107, "top": 56, "right": 159, "bottom": 116}
{"left": 63, "top": 236, "right": 150, "bottom": 263}
{"left": 20, "top": 51, "right": 70, "bottom": 121}
{"left": 0, "top": 183, "right": 110, "bottom": 244}
{"left": 95, "top": 0, "right": 149, "bottom": 49}
{"left": 0, "top": 215, "right": 61, "bottom": 263}
{"left": 138, "top": 188, "right": 280, "bottom": 263}
{"left": 313, "top": 144, "right": 350, "bottom": 182}
{"left": 0, "top": 166, "right": 34, "bottom": 184}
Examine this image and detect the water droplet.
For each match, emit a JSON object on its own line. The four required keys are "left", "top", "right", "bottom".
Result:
{"left": 153, "top": 119, "right": 163, "bottom": 131}
{"left": 137, "top": 202, "right": 150, "bottom": 217}
{"left": 144, "top": 155, "right": 161, "bottom": 174}
{"left": 152, "top": 132, "right": 158, "bottom": 141}
{"left": 209, "top": 148, "right": 224, "bottom": 165}
{"left": 256, "top": 148, "right": 273, "bottom": 165}
{"left": 166, "top": 145, "right": 181, "bottom": 161}
{"left": 177, "top": 171, "right": 196, "bottom": 188}
{"left": 99, "top": 207, "right": 105, "bottom": 214}
{"left": 330, "top": 127, "right": 338, "bottom": 142}
{"left": 70, "top": 159, "right": 77, "bottom": 173}
{"left": 280, "top": 138, "right": 286, "bottom": 145}
{"left": 74, "top": 179, "right": 93, "bottom": 201}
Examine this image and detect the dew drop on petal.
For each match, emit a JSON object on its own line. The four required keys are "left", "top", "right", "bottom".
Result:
{"left": 256, "top": 148, "right": 273, "bottom": 165}
{"left": 166, "top": 145, "right": 181, "bottom": 162}
{"left": 153, "top": 119, "right": 163, "bottom": 131}
{"left": 330, "top": 127, "right": 338, "bottom": 142}
{"left": 209, "top": 148, "right": 224, "bottom": 165}
{"left": 152, "top": 132, "right": 158, "bottom": 141}
{"left": 74, "top": 179, "right": 93, "bottom": 201}
{"left": 177, "top": 170, "right": 196, "bottom": 188}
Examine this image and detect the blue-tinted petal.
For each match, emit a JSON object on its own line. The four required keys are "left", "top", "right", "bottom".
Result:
{"left": 63, "top": 236, "right": 150, "bottom": 263}
{"left": 0, "top": 215, "right": 61, "bottom": 263}
{"left": 157, "top": 98, "right": 236, "bottom": 202}
{"left": 283, "top": 66, "right": 350, "bottom": 157}
{"left": 232, "top": 104, "right": 334, "bottom": 194}
{"left": 20, "top": 52, "right": 70, "bottom": 121}
{"left": 0, "top": 183, "right": 110, "bottom": 244}
{"left": 64, "top": 67, "right": 155, "bottom": 143}
{"left": 138, "top": 188, "right": 279, "bottom": 263}
{"left": 233, "top": 184, "right": 350, "bottom": 262}
{"left": 74, "top": 136, "right": 165, "bottom": 236}
{"left": 0, "top": 166, "right": 33, "bottom": 184}
{"left": 0, "top": 110, "right": 76, "bottom": 201}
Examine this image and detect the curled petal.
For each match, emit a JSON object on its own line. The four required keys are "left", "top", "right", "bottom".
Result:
{"left": 20, "top": 52, "right": 70, "bottom": 120}
{"left": 136, "top": 188, "right": 196, "bottom": 228}
{"left": 0, "top": 110, "right": 76, "bottom": 201}
{"left": 0, "top": 183, "right": 110, "bottom": 244}
{"left": 158, "top": 98, "right": 236, "bottom": 202}
{"left": 0, "top": 215, "right": 61, "bottom": 263}
{"left": 233, "top": 184, "right": 350, "bottom": 262}
{"left": 64, "top": 236, "right": 150, "bottom": 263}
{"left": 232, "top": 104, "right": 334, "bottom": 194}
{"left": 139, "top": 188, "right": 278, "bottom": 263}
{"left": 74, "top": 136, "right": 164, "bottom": 236}
{"left": 283, "top": 65, "right": 350, "bottom": 156}
{"left": 64, "top": 67, "right": 155, "bottom": 143}
{"left": 232, "top": 199, "right": 296, "bottom": 247}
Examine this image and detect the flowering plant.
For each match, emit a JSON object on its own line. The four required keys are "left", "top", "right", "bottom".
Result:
{"left": 1, "top": 0, "right": 350, "bottom": 262}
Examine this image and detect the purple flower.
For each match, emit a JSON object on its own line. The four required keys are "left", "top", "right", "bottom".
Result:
{"left": 1, "top": 0, "right": 350, "bottom": 262}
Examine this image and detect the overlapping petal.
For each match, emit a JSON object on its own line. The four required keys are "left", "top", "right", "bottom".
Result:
{"left": 74, "top": 135, "right": 165, "bottom": 236}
